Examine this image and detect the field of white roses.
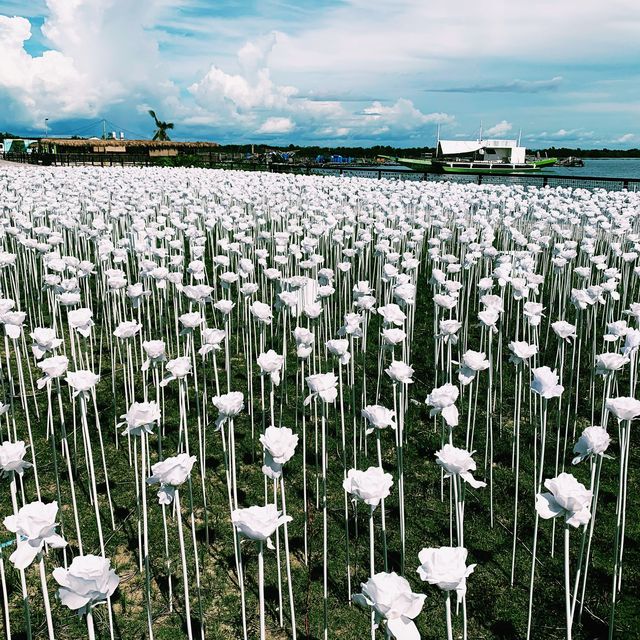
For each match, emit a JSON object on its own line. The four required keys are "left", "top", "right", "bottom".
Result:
{"left": 0, "top": 164, "right": 638, "bottom": 639}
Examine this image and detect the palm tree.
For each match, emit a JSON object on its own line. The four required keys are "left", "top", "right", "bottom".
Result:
{"left": 148, "top": 110, "right": 174, "bottom": 141}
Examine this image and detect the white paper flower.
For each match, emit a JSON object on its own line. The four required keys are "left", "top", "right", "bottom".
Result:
{"left": 417, "top": 546, "right": 476, "bottom": 603}
{"left": 378, "top": 304, "right": 406, "bottom": 326}
{"left": 147, "top": 453, "right": 196, "bottom": 504}
{"left": 435, "top": 444, "right": 486, "bottom": 489}
{"left": 179, "top": 312, "right": 203, "bottom": 333}
{"left": 113, "top": 320, "right": 142, "bottom": 339}
{"left": 260, "top": 426, "right": 298, "bottom": 478}
{"left": 305, "top": 372, "right": 339, "bottom": 405}
{"left": 595, "top": 352, "right": 629, "bottom": 376}
{"left": 66, "top": 370, "right": 100, "bottom": 397}
{"left": 68, "top": 308, "right": 94, "bottom": 337}
{"left": 214, "top": 299, "right": 235, "bottom": 315}
{"left": 343, "top": 466, "right": 393, "bottom": 509}
{"left": 606, "top": 396, "right": 640, "bottom": 421}
{"left": 119, "top": 401, "right": 161, "bottom": 436}
{"left": 426, "top": 383, "right": 459, "bottom": 426}
{"left": 211, "top": 391, "right": 245, "bottom": 429}
{"left": 0, "top": 311, "right": 26, "bottom": 339}
{"left": 551, "top": 320, "right": 577, "bottom": 342}
{"left": 458, "top": 350, "right": 490, "bottom": 385}
{"left": 36, "top": 355, "right": 69, "bottom": 389}
{"left": 30, "top": 328, "right": 63, "bottom": 360}
{"left": 531, "top": 366, "right": 564, "bottom": 399}
{"left": 250, "top": 301, "right": 273, "bottom": 325}
{"left": 361, "top": 405, "right": 396, "bottom": 434}
{"left": 353, "top": 571, "right": 425, "bottom": 640}
{"left": 535, "top": 472, "right": 592, "bottom": 527}
{"left": 0, "top": 440, "right": 32, "bottom": 477}
{"left": 257, "top": 350, "right": 285, "bottom": 386}
{"left": 231, "top": 504, "right": 292, "bottom": 547}
{"left": 508, "top": 341, "right": 538, "bottom": 365}
{"left": 572, "top": 426, "right": 611, "bottom": 464}
{"left": 160, "top": 356, "right": 192, "bottom": 387}
{"left": 326, "top": 339, "right": 350, "bottom": 365}
{"left": 53, "top": 554, "right": 120, "bottom": 614}
{"left": 438, "top": 319, "right": 462, "bottom": 344}
{"left": 385, "top": 361, "right": 414, "bottom": 385}
{"left": 4, "top": 500, "right": 66, "bottom": 569}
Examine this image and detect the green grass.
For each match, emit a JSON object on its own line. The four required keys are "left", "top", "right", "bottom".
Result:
{"left": 1, "top": 264, "right": 638, "bottom": 640}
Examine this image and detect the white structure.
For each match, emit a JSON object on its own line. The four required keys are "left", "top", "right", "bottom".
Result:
{"left": 437, "top": 139, "right": 526, "bottom": 164}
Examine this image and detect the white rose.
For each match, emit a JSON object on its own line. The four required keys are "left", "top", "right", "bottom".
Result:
{"left": 426, "top": 383, "right": 459, "bottom": 426}
{"left": 0, "top": 440, "right": 32, "bottom": 477}
{"left": 606, "top": 396, "right": 640, "bottom": 421}
{"left": 30, "top": 328, "right": 62, "bottom": 360}
{"left": 211, "top": 392, "right": 245, "bottom": 428}
{"left": 385, "top": 361, "right": 414, "bottom": 385}
{"left": 66, "top": 370, "right": 100, "bottom": 396}
{"left": 260, "top": 426, "right": 298, "bottom": 478}
{"left": 199, "top": 328, "right": 226, "bottom": 356}
{"left": 113, "top": 320, "right": 142, "bottom": 339}
{"left": 572, "top": 426, "right": 611, "bottom": 464}
{"left": 551, "top": 320, "right": 577, "bottom": 341}
{"left": 435, "top": 444, "right": 486, "bottom": 489}
{"left": 595, "top": 352, "right": 629, "bottom": 376}
{"left": 257, "top": 350, "right": 284, "bottom": 386}
{"left": 251, "top": 301, "right": 273, "bottom": 324}
{"left": 417, "top": 546, "right": 475, "bottom": 602}
{"left": 531, "top": 366, "right": 564, "bottom": 399}
{"left": 361, "top": 405, "right": 396, "bottom": 433}
{"left": 147, "top": 453, "right": 196, "bottom": 504}
{"left": 343, "top": 466, "right": 393, "bottom": 508}
{"left": 326, "top": 339, "right": 350, "bottom": 365}
{"left": 231, "top": 504, "right": 292, "bottom": 545}
{"left": 53, "top": 554, "right": 120, "bottom": 614}
{"left": 160, "top": 356, "right": 192, "bottom": 387}
{"left": 377, "top": 304, "right": 406, "bottom": 326}
{"left": 536, "top": 472, "right": 592, "bottom": 527}
{"left": 68, "top": 308, "right": 94, "bottom": 337}
{"left": 305, "top": 372, "right": 338, "bottom": 405}
{"left": 120, "top": 401, "right": 161, "bottom": 436}
{"left": 508, "top": 341, "right": 538, "bottom": 364}
{"left": 4, "top": 500, "right": 66, "bottom": 569}
{"left": 36, "top": 355, "right": 69, "bottom": 388}
{"left": 179, "top": 312, "right": 203, "bottom": 332}
{"left": 353, "top": 571, "right": 425, "bottom": 639}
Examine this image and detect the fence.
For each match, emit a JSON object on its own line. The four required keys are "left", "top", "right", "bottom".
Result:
{"left": 3, "top": 154, "right": 639, "bottom": 192}
{"left": 270, "top": 164, "right": 640, "bottom": 192}
{"left": 2, "top": 152, "right": 261, "bottom": 171}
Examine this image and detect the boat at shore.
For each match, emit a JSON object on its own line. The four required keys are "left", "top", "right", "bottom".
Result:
{"left": 383, "top": 138, "right": 557, "bottom": 175}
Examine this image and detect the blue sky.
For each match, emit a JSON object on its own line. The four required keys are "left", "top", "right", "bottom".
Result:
{"left": 1, "top": 0, "right": 639, "bottom": 148}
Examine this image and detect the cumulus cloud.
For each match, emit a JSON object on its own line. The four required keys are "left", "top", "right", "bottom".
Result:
{"left": 0, "top": 0, "right": 172, "bottom": 126}
{"left": 484, "top": 120, "right": 513, "bottom": 137}
{"left": 186, "top": 35, "right": 453, "bottom": 140}
{"left": 615, "top": 133, "right": 636, "bottom": 143}
{"left": 257, "top": 117, "right": 295, "bottom": 134}
{"left": 0, "top": 15, "right": 97, "bottom": 122}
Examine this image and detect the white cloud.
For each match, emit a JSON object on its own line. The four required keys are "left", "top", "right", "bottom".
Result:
{"left": 484, "top": 120, "right": 513, "bottom": 137}
{"left": 257, "top": 116, "right": 295, "bottom": 134}
{"left": 0, "top": 0, "right": 173, "bottom": 126}
{"left": 615, "top": 133, "right": 636, "bottom": 143}
{"left": 185, "top": 35, "right": 453, "bottom": 140}
{"left": 269, "top": 1, "right": 640, "bottom": 76}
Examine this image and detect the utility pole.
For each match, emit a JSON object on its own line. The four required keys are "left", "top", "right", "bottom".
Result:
{"left": 102, "top": 119, "right": 106, "bottom": 140}
{"left": 44, "top": 118, "right": 49, "bottom": 137}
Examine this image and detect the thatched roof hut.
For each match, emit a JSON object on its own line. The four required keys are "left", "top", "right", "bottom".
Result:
{"left": 38, "top": 138, "right": 219, "bottom": 156}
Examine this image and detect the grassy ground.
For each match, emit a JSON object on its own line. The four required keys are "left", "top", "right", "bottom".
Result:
{"left": 1, "top": 258, "right": 638, "bottom": 640}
